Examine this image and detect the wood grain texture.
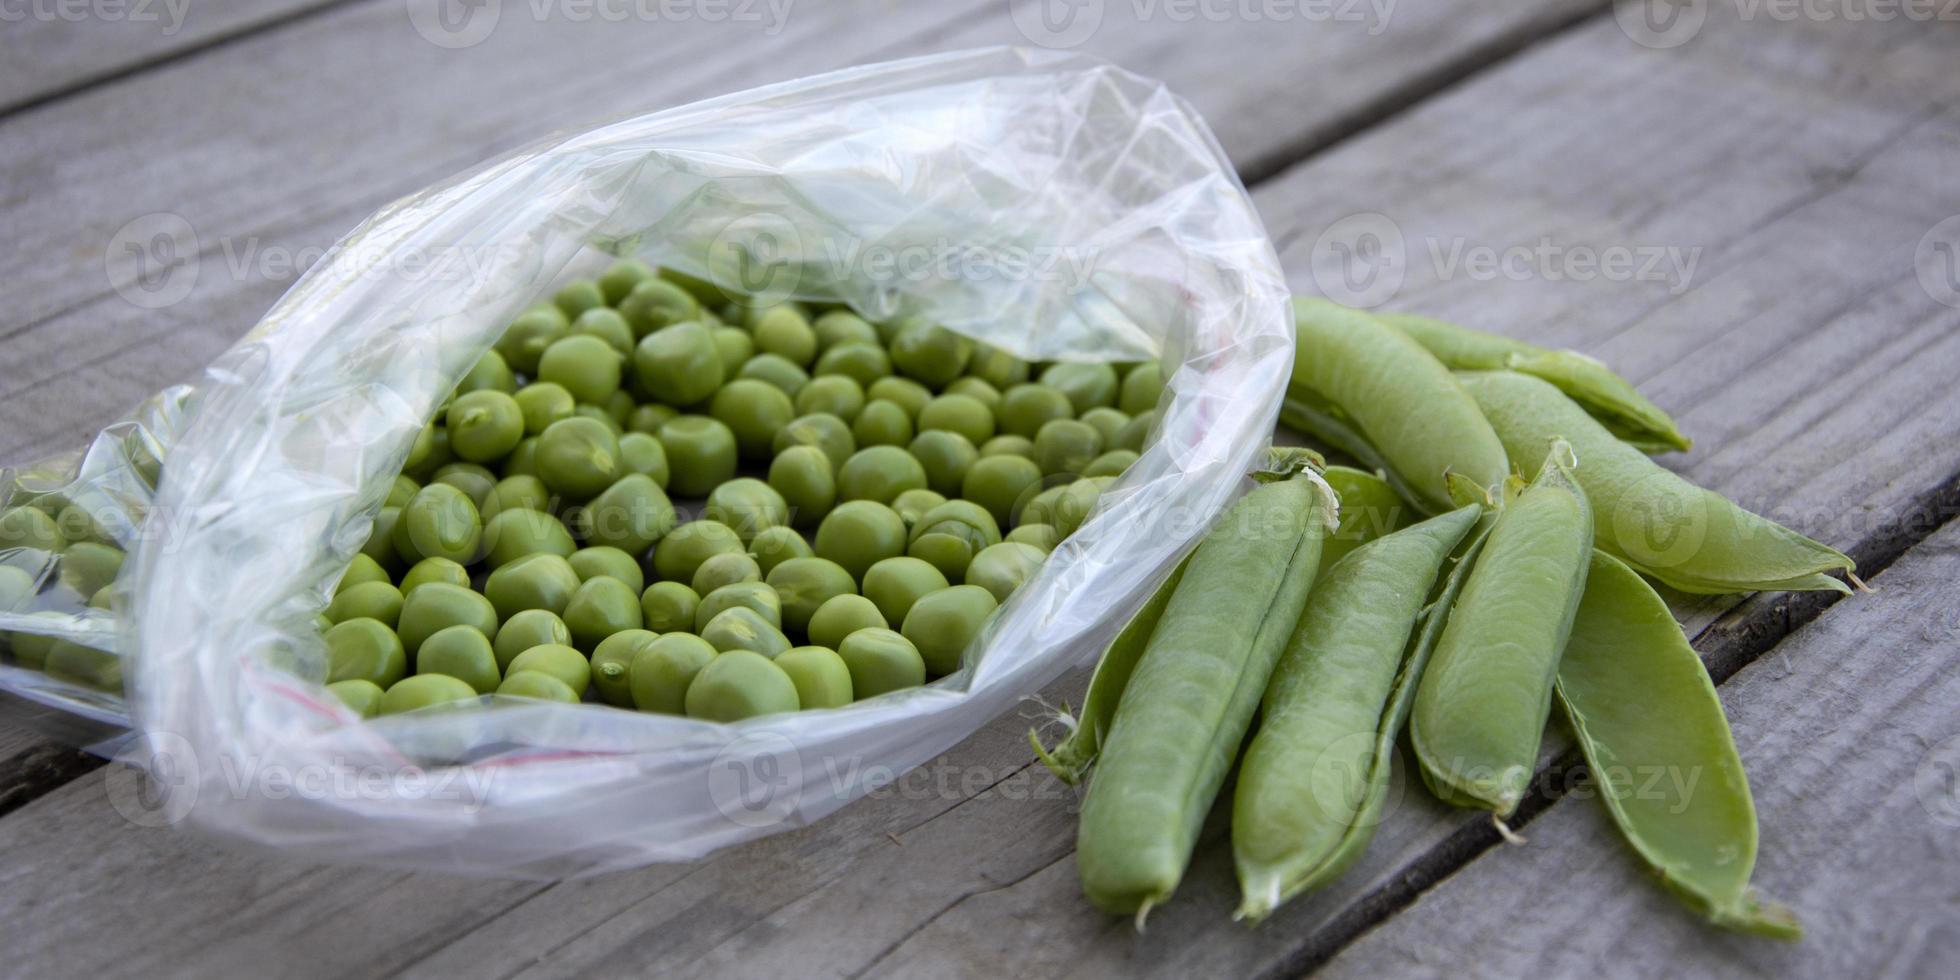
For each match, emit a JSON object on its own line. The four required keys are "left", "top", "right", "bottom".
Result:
{"left": 0, "top": 0, "right": 339, "bottom": 114}
{"left": 1322, "top": 521, "right": 1960, "bottom": 979}
{"left": 0, "top": 0, "right": 1586, "bottom": 463}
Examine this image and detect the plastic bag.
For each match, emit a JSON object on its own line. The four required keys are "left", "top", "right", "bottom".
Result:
{"left": 71, "top": 47, "right": 1291, "bottom": 876}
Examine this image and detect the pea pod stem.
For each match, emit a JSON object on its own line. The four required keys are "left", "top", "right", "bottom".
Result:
{"left": 1233, "top": 503, "right": 1486, "bottom": 921}
{"left": 1557, "top": 550, "right": 1801, "bottom": 939}
{"left": 1074, "top": 472, "right": 1329, "bottom": 918}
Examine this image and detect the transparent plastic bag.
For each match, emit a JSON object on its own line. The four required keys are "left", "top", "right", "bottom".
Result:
{"left": 103, "top": 47, "right": 1293, "bottom": 876}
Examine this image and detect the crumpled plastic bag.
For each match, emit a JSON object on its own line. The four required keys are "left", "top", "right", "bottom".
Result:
{"left": 8, "top": 47, "right": 1293, "bottom": 875}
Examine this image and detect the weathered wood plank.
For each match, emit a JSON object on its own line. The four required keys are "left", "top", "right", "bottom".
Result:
{"left": 0, "top": 0, "right": 337, "bottom": 114}
{"left": 0, "top": 0, "right": 1587, "bottom": 462}
{"left": 1320, "top": 521, "right": 1960, "bottom": 980}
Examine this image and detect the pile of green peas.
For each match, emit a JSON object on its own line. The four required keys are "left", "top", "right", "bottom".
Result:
{"left": 317, "top": 259, "right": 1164, "bottom": 721}
{"left": 0, "top": 501, "right": 133, "bottom": 691}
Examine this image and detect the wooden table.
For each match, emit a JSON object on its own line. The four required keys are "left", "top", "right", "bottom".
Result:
{"left": 3, "top": 2, "right": 1957, "bottom": 976}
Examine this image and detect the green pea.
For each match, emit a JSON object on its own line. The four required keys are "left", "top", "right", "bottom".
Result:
{"left": 404, "top": 422, "right": 455, "bottom": 481}
{"left": 493, "top": 609, "right": 571, "bottom": 671}
{"left": 325, "top": 618, "right": 408, "bottom": 688}
{"left": 652, "top": 520, "right": 745, "bottom": 585}
{"left": 979, "top": 434, "right": 1035, "bottom": 459}
{"left": 997, "top": 383, "right": 1073, "bottom": 439}
{"left": 860, "top": 556, "right": 949, "bottom": 626}
{"left": 392, "top": 484, "right": 482, "bottom": 565}
{"left": 616, "top": 432, "right": 670, "bottom": 490}
{"left": 1033, "top": 419, "right": 1104, "bottom": 477}
{"left": 960, "top": 455, "right": 1043, "bottom": 529}
{"left": 1004, "top": 523, "right": 1059, "bottom": 552}
{"left": 836, "top": 446, "right": 927, "bottom": 505}
{"left": 749, "top": 304, "right": 817, "bottom": 366}
{"left": 906, "top": 531, "right": 976, "bottom": 584}
{"left": 813, "top": 340, "right": 892, "bottom": 388}
{"left": 901, "top": 584, "right": 998, "bottom": 677}
{"left": 562, "top": 575, "right": 643, "bottom": 651}
{"left": 633, "top": 322, "right": 724, "bottom": 407}
{"left": 507, "top": 643, "right": 592, "bottom": 694}
{"left": 737, "top": 353, "right": 810, "bottom": 398}
{"left": 812, "top": 310, "right": 879, "bottom": 351}
{"left": 493, "top": 671, "right": 579, "bottom": 703}
{"left": 432, "top": 462, "right": 498, "bottom": 507}
{"left": 384, "top": 474, "right": 421, "bottom": 509}
{"left": 538, "top": 335, "right": 624, "bottom": 405}
{"left": 8, "top": 627, "right": 59, "bottom": 671}
{"left": 1462, "top": 370, "right": 1853, "bottom": 594}
{"left": 398, "top": 583, "right": 498, "bottom": 657}
{"left": 1021, "top": 477, "right": 1111, "bottom": 537}
{"left": 748, "top": 526, "right": 814, "bottom": 577}
{"left": 501, "top": 438, "right": 541, "bottom": 478}
{"left": 966, "top": 342, "right": 1030, "bottom": 390}
{"left": 359, "top": 507, "right": 404, "bottom": 571}
{"left": 1232, "top": 505, "right": 1482, "bottom": 920}
{"left": 1117, "top": 360, "right": 1164, "bottom": 415}
{"left": 337, "top": 553, "right": 391, "bottom": 594}
{"left": 1079, "top": 407, "right": 1130, "bottom": 448}
{"left": 772, "top": 413, "right": 856, "bottom": 472}
{"left": 577, "top": 474, "right": 677, "bottom": 556}
{"left": 481, "top": 508, "right": 575, "bottom": 568}
{"left": 326, "top": 679, "right": 385, "bottom": 719}
{"left": 889, "top": 322, "right": 972, "bottom": 387}
{"left": 837, "top": 628, "right": 926, "bottom": 700}
{"left": 535, "top": 417, "right": 623, "bottom": 501}
{"left": 703, "top": 477, "right": 790, "bottom": 542}
{"left": 908, "top": 500, "right": 1001, "bottom": 549}
{"left": 713, "top": 326, "right": 755, "bottom": 372}
{"left": 415, "top": 624, "right": 501, "bottom": 694}
{"left": 497, "top": 307, "right": 569, "bottom": 375}
{"left": 695, "top": 581, "right": 782, "bottom": 631}
{"left": 943, "top": 376, "right": 1001, "bottom": 411}
{"left": 514, "top": 382, "right": 576, "bottom": 436}
{"left": 901, "top": 432, "right": 974, "bottom": 499}
{"left": 964, "top": 542, "right": 1048, "bottom": 605}
{"left": 692, "top": 552, "right": 762, "bottom": 595}
{"left": 481, "top": 553, "right": 580, "bottom": 620}
{"left": 627, "top": 402, "right": 679, "bottom": 436}
{"left": 618, "top": 278, "right": 701, "bottom": 336}
{"left": 765, "top": 557, "right": 856, "bottom": 636}
{"left": 890, "top": 489, "right": 947, "bottom": 528}
{"left": 775, "top": 646, "right": 853, "bottom": 710}
{"left": 454, "top": 349, "right": 517, "bottom": 396}
{"left": 656, "top": 415, "right": 738, "bottom": 497}
{"left": 56, "top": 541, "right": 125, "bottom": 598}
{"left": 793, "top": 374, "right": 865, "bottom": 422}
{"left": 684, "top": 650, "right": 800, "bottom": 720}
{"left": 1039, "top": 362, "right": 1119, "bottom": 414}
{"left": 638, "top": 581, "right": 699, "bottom": 634}
{"left": 326, "top": 581, "right": 405, "bottom": 628}
{"left": 629, "top": 632, "right": 717, "bottom": 714}
{"left": 572, "top": 403, "right": 624, "bottom": 434}
{"left": 850, "top": 399, "right": 914, "bottom": 449}
{"left": 805, "top": 594, "right": 886, "bottom": 650}
{"left": 1083, "top": 449, "right": 1138, "bottom": 479}
{"left": 812, "top": 501, "right": 906, "bottom": 582}
{"left": 916, "top": 394, "right": 994, "bottom": 446}
{"left": 1413, "top": 447, "right": 1592, "bottom": 818}
{"left": 598, "top": 257, "right": 656, "bottom": 305}
{"left": 571, "top": 307, "right": 635, "bottom": 356}
{"left": 380, "top": 673, "right": 480, "bottom": 715}
{"left": 864, "top": 376, "right": 932, "bottom": 419}
{"left": 1113, "top": 410, "right": 1155, "bottom": 453}
{"left": 590, "top": 629, "right": 657, "bottom": 707}
{"left": 701, "top": 606, "right": 792, "bottom": 659}
{"left": 767, "top": 446, "right": 837, "bottom": 530}
{"left": 553, "top": 279, "right": 605, "bottom": 319}
{"left": 568, "top": 546, "right": 645, "bottom": 591}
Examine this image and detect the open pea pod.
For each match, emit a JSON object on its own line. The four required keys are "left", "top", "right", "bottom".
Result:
{"left": 1317, "top": 465, "right": 1415, "bottom": 573}
{"left": 1557, "top": 550, "right": 1801, "bottom": 938}
{"left": 1460, "top": 370, "right": 1854, "bottom": 595}
{"left": 1378, "top": 312, "right": 1691, "bottom": 453}
{"left": 1233, "top": 504, "right": 1485, "bottom": 921}
{"left": 1290, "top": 300, "right": 1509, "bottom": 513}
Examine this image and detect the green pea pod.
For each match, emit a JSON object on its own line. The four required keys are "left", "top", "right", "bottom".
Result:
{"left": 1318, "top": 465, "right": 1414, "bottom": 573}
{"left": 1557, "top": 550, "right": 1802, "bottom": 938}
{"left": 1412, "top": 443, "right": 1593, "bottom": 819}
{"left": 1378, "top": 312, "right": 1691, "bottom": 453}
{"left": 1460, "top": 370, "right": 1855, "bottom": 595}
{"left": 1233, "top": 503, "right": 1484, "bottom": 921}
{"left": 1029, "top": 556, "right": 1189, "bottom": 785}
{"left": 1075, "top": 473, "right": 1330, "bottom": 920}
{"left": 1290, "top": 299, "right": 1510, "bottom": 512}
